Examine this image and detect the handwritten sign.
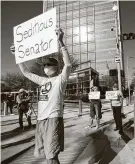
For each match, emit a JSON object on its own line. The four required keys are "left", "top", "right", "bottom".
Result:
{"left": 88, "top": 92, "right": 100, "bottom": 100}
{"left": 14, "top": 8, "right": 58, "bottom": 64}
{"left": 106, "top": 91, "right": 118, "bottom": 100}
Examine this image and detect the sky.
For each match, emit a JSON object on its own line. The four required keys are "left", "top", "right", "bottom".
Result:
{"left": 1, "top": 1, "right": 135, "bottom": 79}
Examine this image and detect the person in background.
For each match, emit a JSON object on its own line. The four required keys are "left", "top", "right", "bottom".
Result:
{"left": 16, "top": 88, "right": 32, "bottom": 131}
{"left": 11, "top": 28, "right": 71, "bottom": 164}
{"left": 7, "top": 93, "right": 14, "bottom": 115}
{"left": 88, "top": 85, "right": 102, "bottom": 129}
{"left": 111, "top": 83, "right": 123, "bottom": 134}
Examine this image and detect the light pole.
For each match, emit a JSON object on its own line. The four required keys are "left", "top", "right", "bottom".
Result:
{"left": 127, "top": 56, "right": 135, "bottom": 105}
{"left": 112, "top": 3, "right": 122, "bottom": 92}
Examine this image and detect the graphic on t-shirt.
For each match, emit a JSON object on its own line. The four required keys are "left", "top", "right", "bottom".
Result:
{"left": 41, "top": 82, "right": 52, "bottom": 94}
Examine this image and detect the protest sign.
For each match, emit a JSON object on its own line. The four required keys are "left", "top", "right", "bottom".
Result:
{"left": 88, "top": 91, "right": 100, "bottom": 100}
{"left": 106, "top": 91, "right": 118, "bottom": 100}
{"left": 14, "top": 8, "right": 58, "bottom": 64}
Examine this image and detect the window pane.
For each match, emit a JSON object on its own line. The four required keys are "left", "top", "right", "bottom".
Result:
{"left": 60, "top": 4, "right": 66, "bottom": 12}
{"left": 73, "top": 45, "right": 80, "bottom": 53}
{"left": 87, "top": 25, "right": 94, "bottom": 32}
{"left": 73, "top": 36, "right": 79, "bottom": 44}
{"left": 73, "top": 10, "right": 79, "bottom": 18}
{"left": 80, "top": 2, "right": 87, "bottom": 8}
{"left": 81, "top": 44, "right": 87, "bottom": 52}
{"left": 67, "top": 46, "right": 72, "bottom": 53}
{"left": 88, "top": 52, "right": 95, "bottom": 61}
{"left": 67, "top": 3, "right": 72, "bottom": 11}
{"left": 88, "top": 33, "right": 94, "bottom": 41}
{"left": 87, "top": 7, "right": 94, "bottom": 15}
{"left": 73, "top": 18, "right": 79, "bottom": 26}
{"left": 81, "top": 33, "right": 87, "bottom": 43}
{"left": 80, "top": 9, "right": 86, "bottom": 17}
{"left": 88, "top": 15, "right": 94, "bottom": 23}
{"left": 67, "top": 11, "right": 72, "bottom": 18}
{"left": 60, "top": 13, "right": 66, "bottom": 20}
{"left": 73, "top": 2, "right": 79, "bottom": 10}
{"left": 81, "top": 54, "right": 87, "bottom": 62}
{"left": 66, "top": 28, "right": 72, "bottom": 36}
{"left": 60, "top": 21, "right": 66, "bottom": 28}
{"left": 66, "top": 37, "right": 72, "bottom": 45}
{"left": 66, "top": 20, "right": 72, "bottom": 27}
{"left": 80, "top": 26, "right": 87, "bottom": 34}
{"left": 88, "top": 43, "right": 95, "bottom": 51}
{"left": 73, "top": 27, "right": 79, "bottom": 35}
{"left": 80, "top": 17, "right": 86, "bottom": 25}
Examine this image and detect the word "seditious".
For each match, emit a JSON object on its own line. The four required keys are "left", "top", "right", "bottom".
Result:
{"left": 16, "top": 18, "right": 53, "bottom": 43}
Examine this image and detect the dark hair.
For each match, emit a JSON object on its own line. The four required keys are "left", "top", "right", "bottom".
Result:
{"left": 44, "top": 58, "right": 58, "bottom": 66}
{"left": 113, "top": 83, "right": 118, "bottom": 88}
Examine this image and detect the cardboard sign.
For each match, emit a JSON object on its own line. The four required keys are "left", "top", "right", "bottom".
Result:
{"left": 106, "top": 91, "right": 118, "bottom": 100}
{"left": 14, "top": 8, "right": 58, "bottom": 64}
{"left": 88, "top": 92, "right": 100, "bottom": 100}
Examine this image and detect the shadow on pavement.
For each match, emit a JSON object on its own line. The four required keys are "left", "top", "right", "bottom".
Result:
{"left": 1, "top": 124, "right": 36, "bottom": 141}
{"left": 86, "top": 130, "right": 129, "bottom": 164}
{"left": 74, "top": 130, "right": 118, "bottom": 164}
{"left": 123, "top": 119, "right": 134, "bottom": 139}
{"left": 1, "top": 136, "right": 35, "bottom": 149}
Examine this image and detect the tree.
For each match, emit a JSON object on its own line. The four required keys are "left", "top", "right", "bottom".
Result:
{"left": 100, "top": 75, "right": 118, "bottom": 90}
{"left": 1, "top": 73, "right": 38, "bottom": 92}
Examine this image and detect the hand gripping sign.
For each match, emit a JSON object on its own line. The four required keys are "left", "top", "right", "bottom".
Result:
{"left": 88, "top": 91, "right": 100, "bottom": 100}
{"left": 105, "top": 91, "right": 118, "bottom": 100}
{"left": 14, "top": 8, "right": 58, "bottom": 64}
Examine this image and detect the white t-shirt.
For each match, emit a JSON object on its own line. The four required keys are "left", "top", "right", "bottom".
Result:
{"left": 19, "top": 47, "right": 71, "bottom": 120}
{"left": 37, "top": 74, "right": 68, "bottom": 120}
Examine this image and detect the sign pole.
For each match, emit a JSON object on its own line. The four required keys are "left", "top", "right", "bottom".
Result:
{"left": 134, "top": 91, "right": 135, "bottom": 138}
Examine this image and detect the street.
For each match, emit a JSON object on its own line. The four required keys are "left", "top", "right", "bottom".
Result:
{"left": 1, "top": 102, "right": 135, "bottom": 164}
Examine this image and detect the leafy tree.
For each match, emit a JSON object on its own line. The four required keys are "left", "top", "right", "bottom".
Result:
{"left": 1, "top": 73, "right": 37, "bottom": 92}
{"left": 100, "top": 75, "right": 118, "bottom": 90}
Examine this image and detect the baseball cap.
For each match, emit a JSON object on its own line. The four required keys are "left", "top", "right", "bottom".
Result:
{"left": 43, "top": 58, "right": 58, "bottom": 66}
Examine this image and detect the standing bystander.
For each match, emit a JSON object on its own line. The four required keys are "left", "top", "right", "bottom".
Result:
{"left": 16, "top": 89, "right": 32, "bottom": 131}
{"left": 111, "top": 83, "right": 123, "bottom": 134}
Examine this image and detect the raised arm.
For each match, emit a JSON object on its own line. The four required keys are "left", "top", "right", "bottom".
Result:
{"left": 19, "top": 63, "right": 46, "bottom": 85}
{"left": 56, "top": 28, "right": 72, "bottom": 80}
{"left": 10, "top": 43, "right": 46, "bottom": 85}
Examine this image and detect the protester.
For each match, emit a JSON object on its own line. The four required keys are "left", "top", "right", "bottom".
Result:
{"left": 111, "top": 83, "right": 123, "bottom": 134}
{"left": 11, "top": 28, "right": 71, "bottom": 164}
{"left": 16, "top": 88, "right": 32, "bottom": 131}
{"left": 88, "top": 85, "right": 102, "bottom": 129}
{"left": 7, "top": 93, "right": 14, "bottom": 115}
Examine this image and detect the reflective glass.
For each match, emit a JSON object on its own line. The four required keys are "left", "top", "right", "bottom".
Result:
{"left": 73, "top": 27, "right": 79, "bottom": 35}
{"left": 73, "top": 36, "right": 79, "bottom": 44}
{"left": 73, "top": 45, "right": 80, "bottom": 53}
{"left": 73, "top": 19, "right": 79, "bottom": 26}
{"left": 66, "top": 28, "right": 72, "bottom": 36}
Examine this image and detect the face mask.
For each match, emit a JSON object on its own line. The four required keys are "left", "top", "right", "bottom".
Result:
{"left": 44, "top": 66, "right": 57, "bottom": 76}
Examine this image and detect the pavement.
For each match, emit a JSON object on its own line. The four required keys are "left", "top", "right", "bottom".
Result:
{"left": 1, "top": 101, "right": 135, "bottom": 164}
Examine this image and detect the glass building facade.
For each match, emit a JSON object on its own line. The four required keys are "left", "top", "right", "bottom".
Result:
{"left": 44, "top": 0, "right": 123, "bottom": 77}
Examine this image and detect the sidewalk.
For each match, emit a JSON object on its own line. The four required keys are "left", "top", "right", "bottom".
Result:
{"left": 1, "top": 103, "right": 135, "bottom": 164}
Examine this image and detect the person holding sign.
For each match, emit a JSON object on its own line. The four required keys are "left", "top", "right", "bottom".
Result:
{"left": 87, "top": 85, "right": 102, "bottom": 129}
{"left": 110, "top": 84, "right": 124, "bottom": 134}
{"left": 10, "top": 28, "right": 71, "bottom": 164}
